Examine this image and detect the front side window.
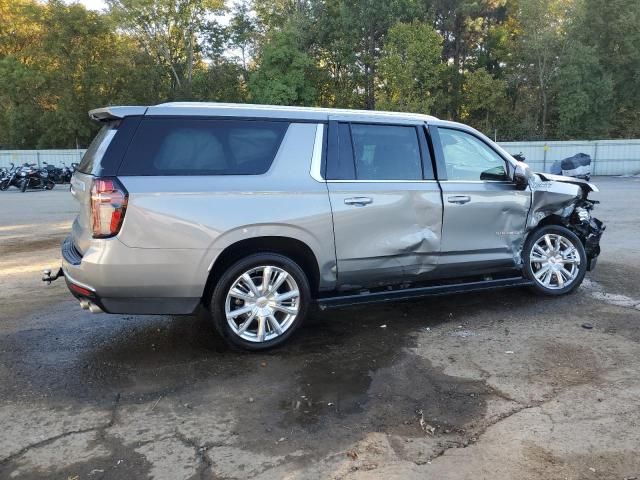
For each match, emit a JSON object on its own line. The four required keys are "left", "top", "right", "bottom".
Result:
{"left": 351, "top": 124, "right": 423, "bottom": 180}
{"left": 119, "top": 118, "right": 289, "bottom": 176}
{"left": 438, "top": 128, "right": 507, "bottom": 181}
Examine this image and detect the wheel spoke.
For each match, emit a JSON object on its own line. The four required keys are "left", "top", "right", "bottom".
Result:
{"left": 256, "top": 316, "right": 266, "bottom": 342}
{"left": 534, "top": 244, "right": 547, "bottom": 256}
{"left": 229, "top": 288, "right": 255, "bottom": 302}
{"left": 261, "top": 266, "right": 272, "bottom": 294}
{"left": 542, "top": 269, "right": 553, "bottom": 286}
{"left": 544, "top": 235, "right": 554, "bottom": 251}
{"left": 530, "top": 253, "right": 547, "bottom": 263}
{"left": 534, "top": 265, "right": 550, "bottom": 279}
{"left": 242, "top": 273, "right": 259, "bottom": 296}
{"left": 555, "top": 270, "right": 564, "bottom": 288}
{"left": 267, "top": 271, "right": 288, "bottom": 295}
{"left": 273, "top": 304, "right": 298, "bottom": 315}
{"left": 226, "top": 304, "right": 254, "bottom": 319}
{"left": 275, "top": 290, "right": 299, "bottom": 302}
{"left": 237, "top": 311, "right": 257, "bottom": 335}
{"left": 267, "top": 314, "right": 283, "bottom": 335}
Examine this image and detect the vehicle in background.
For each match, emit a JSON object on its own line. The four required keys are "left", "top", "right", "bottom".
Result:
{"left": 18, "top": 164, "right": 55, "bottom": 191}
{"left": 47, "top": 102, "right": 605, "bottom": 350}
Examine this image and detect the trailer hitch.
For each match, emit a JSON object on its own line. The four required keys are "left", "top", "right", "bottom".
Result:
{"left": 42, "top": 267, "right": 64, "bottom": 284}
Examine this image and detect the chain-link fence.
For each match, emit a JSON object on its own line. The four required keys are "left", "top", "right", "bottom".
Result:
{"left": 2, "top": 139, "right": 640, "bottom": 175}
{"left": 498, "top": 139, "right": 640, "bottom": 176}
{"left": 0, "top": 150, "right": 85, "bottom": 170}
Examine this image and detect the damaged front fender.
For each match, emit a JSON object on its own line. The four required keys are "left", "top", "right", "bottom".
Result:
{"left": 521, "top": 166, "right": 605, "bottom": 270}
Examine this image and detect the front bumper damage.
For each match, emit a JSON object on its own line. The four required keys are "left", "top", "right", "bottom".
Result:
{"left": 528, "top": 171, "right": 605, "bottom": 271}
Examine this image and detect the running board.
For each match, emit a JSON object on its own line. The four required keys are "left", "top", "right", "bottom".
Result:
{"left": 316, "top": 276, "right": 533, "bottom": 310}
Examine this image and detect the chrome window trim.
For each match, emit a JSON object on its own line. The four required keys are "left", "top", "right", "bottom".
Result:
{"left": 326, "top": 179, "right": 439, "bottom": 184}
{"left": 310, "top": 123, "right": 325, "bottom": 182}
{"left": 438, "top": 180, "right": 513, "bottom": 184}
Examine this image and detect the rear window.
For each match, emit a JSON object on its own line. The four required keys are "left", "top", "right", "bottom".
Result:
{"left": 119, "top": 118, "right": 289, "bottom": 176}
{"left": 77, "top": 121, "right": 119, "bottom": 174}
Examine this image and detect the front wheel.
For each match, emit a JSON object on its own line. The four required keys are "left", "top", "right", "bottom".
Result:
{"left": 0, "top": 180, "right": 8, "bottom": 191}
{"left": 20, "top": 178, "right": 28, "bottom": 192}
{"left": 210, "top": 253, "right": 310, "bottom": 350}
{"left": 523, "top": 225, "right": 587, "bottom": 295}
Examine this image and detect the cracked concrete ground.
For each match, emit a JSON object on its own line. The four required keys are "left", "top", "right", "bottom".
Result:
{"left": 1, "top": 177, "right": 639, "bottom": 480}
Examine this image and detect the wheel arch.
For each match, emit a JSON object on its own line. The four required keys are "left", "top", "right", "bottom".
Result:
{"left": 202, "top": 236, "right": 321, "bottom": 305}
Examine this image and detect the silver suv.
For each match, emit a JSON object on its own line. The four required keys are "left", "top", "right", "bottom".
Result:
{"left": 54, "top": 102, "right": 604, "bottom": 350}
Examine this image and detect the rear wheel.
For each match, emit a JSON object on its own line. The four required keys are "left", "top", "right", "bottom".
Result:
{"left": 210, "top": 253, "right": 310, "bottom": 350}
{"left": 523, "top": 225, "right": 587, "bottom": 295}
{"left": 45, "top": 180, "right": 55, "bottom": 190}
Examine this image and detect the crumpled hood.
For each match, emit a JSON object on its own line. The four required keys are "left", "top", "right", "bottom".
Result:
{"left": 536, "top": 172, "right": 599, "bottom": 193}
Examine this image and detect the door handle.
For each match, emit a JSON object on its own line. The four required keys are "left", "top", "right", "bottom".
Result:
{"left": 447, "top": 195, "right": 471, "bottom": 205}
{"left": 344, "top": 196, "right": 373, "bottom": 206}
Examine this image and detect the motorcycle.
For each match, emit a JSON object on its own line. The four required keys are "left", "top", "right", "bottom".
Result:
{"left": 0, "top": 163, "right": 23, "bottom": 190}
{"left": 18, "top": 164, "right": 55, "bottom": 192}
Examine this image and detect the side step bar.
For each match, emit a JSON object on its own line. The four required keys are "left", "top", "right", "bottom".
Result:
{"left": 316, "top": 276, "right": 533, "bottom": 310}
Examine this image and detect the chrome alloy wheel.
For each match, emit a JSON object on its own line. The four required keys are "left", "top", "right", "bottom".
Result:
{"left": 224, "top": 265, "right": 300, "bottom": 343}
{"left": 529, "top": 233, "right": 581, "bottom": 290}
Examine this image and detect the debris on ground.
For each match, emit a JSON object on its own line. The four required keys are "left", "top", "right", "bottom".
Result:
{"left": 417, "top": 409, "right": 436, "bottom": 435}
{"left": 582, "top": 322, "right": 594, "bottom": 329}
{"left": 346, "top": 450, "right": 358, "bottom": 460}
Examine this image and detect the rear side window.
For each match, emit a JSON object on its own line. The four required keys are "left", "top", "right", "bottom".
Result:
{"left": 326, "top": 122, "right": 426, "bottom": 181}
{"left": 351, "top": 124, "right": 422, "bottom": 180}
{"left": 119, "top": 118, "right": 289, "bottom": 176}
{"left": 77, "top": 121, "right": 119, "bottom": 174}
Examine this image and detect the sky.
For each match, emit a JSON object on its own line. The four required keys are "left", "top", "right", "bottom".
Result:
{"left": 76, "top": 0, "right": 107, "bottom": 10}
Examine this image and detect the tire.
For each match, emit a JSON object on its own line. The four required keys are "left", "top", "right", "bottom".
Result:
{"left": 0, "top": 180, "right": 8, "bottom": 191}
{"left": 45, "top": 181, "right": 55, "bottom": 190}
{"left": 20, "top": 179, "right": 28, "bottom": 192}
{"left": 523, "top": 225, "right": 587, "bottom": 296}
{"left": 209, "top": 253, "right": 310, "bottom": 350}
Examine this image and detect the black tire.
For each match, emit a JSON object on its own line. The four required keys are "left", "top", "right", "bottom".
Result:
{"left": 523, "top": 225, "right": 587, "bottom": 296}
{"left": 20, "top": 179, "right": 28, "bottom": 192}
{"left": 0, "top": 180, "right": 8, "bottom": 191}
{"left": 209, "top": 253, "right": 310, "bottom": 351}
{"left": 45, "top": 180, "right": 55, "bottom": 190}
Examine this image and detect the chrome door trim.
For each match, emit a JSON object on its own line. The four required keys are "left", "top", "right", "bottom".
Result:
{"left": 309, "top": 123, "right": 325, "bottom": 182}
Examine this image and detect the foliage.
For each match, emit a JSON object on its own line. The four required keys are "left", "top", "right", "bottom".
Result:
{"left": 377, "top": 21, "right": 444, "bottom": 113}
{"left": 0, "top": 0, "right": 639, "bottom": 148}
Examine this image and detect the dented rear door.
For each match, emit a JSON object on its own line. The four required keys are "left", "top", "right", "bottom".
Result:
{"left": 326, "top": 120, "right": 442, "bottom": 290}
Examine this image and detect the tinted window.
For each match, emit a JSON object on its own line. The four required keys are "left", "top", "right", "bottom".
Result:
{"left": 437, "top": 128, "right": 507, "bottom": 181}
{"left": 351, "top": 124, "right": 422, "bottom": 180}
{"left": 119, "top": 118, "right": 288, "bottom": 176}
{"left": 78, "top": 121, "right": 119, "bottom": 174}
{"left": 326, "top": 122, "right": 356, "bottom": 180}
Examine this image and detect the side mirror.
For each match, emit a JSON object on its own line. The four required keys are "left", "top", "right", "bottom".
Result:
{"left": 513, "top": 163, "right": 529, "bottom": 190}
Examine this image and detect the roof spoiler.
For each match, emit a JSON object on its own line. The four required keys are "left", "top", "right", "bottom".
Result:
{"left": 89, "top": 106, "right": 148, "bottom": 122}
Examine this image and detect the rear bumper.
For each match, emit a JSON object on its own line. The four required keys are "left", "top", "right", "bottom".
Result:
{"left": 61, "top": 235, "right": 203, "bottom": 314}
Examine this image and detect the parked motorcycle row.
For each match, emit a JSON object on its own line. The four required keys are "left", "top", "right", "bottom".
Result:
{"left": 0, "top": 162, "right": 77, "bottom": 192}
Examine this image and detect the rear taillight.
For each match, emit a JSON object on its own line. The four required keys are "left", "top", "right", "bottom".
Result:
{"left": 90, "top": 178, "right": 128, "bottom": 238}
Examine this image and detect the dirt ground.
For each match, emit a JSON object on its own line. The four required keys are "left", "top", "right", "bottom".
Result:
{"left": 1, "top": 177, "right": 639, "bottom": 480}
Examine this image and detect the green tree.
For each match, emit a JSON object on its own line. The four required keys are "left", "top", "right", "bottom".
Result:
{"left": 377, "top": 21, "right": 444, "bottom": 114}
{"left": 554, "top": 42, "right": 613, "bottom": 139}
{"left": 106, "top": 0, "right": 224, "bottom": 98}
{"left": 248, "top": 27, "right": 316, "bottom": 105}
{"left": 461, "top": 68, "right": 508, "bottom": 134}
